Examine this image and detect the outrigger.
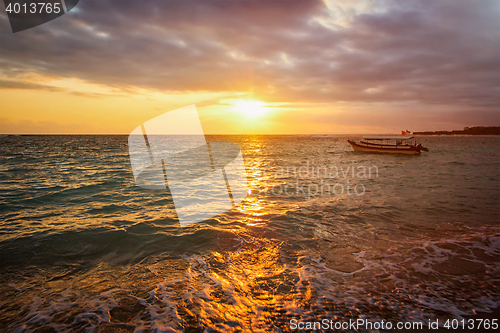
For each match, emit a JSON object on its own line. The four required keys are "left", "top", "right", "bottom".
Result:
{"left": 347, "top": 135, "right": 429, "bottom": 154}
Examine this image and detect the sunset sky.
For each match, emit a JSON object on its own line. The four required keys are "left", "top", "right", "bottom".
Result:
{"left": 0, "top": 0, "right": 499, "bottom": 134}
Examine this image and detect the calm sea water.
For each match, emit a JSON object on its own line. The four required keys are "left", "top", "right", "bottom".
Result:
{"left": 0, "top": 135, "right": 499, "bottom": 332}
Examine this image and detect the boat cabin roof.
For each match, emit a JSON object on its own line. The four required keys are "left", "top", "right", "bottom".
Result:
{"left": 363, "top": 135, "right": 414, "bottom": 140}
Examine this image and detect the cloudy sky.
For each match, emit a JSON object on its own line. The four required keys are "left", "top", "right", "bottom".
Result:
{"left": 0, "top": 0, "right": 499, "bottom": 134}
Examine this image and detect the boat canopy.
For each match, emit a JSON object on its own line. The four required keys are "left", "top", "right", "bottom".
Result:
{"left": 363, "top": 135, "right": 414, "bottom": 140}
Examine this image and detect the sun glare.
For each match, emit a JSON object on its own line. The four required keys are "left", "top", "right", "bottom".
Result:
{"left": 235, "top": 100, "right": 269, "bottom": 118}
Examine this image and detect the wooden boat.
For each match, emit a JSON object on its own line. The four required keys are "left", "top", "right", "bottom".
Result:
{"left": 347, "top": 135, "right": 429, "bottom": 154}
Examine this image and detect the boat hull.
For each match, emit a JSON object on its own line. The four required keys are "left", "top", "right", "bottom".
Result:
{"left": 347, "top": 140, "right": 421, "bottom": 154}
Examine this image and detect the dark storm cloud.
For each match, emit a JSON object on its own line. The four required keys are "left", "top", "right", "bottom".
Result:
{"left": 0, "top": 0, "right": 498, "bottom": 112}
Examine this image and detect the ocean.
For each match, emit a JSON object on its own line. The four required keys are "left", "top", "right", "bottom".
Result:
{"left": 0, "top": 135, "right": 499, "bottom": 332}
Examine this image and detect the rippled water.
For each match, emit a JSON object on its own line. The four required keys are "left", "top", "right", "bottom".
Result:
{"left": 1, "top": 135, "right": 499, "bottom": 332}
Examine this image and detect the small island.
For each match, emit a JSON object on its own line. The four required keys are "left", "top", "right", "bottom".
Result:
{"left": 414, "top": 126, "right": 500, "bottom": 135}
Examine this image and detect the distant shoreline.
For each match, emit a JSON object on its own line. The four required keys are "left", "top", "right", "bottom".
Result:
{"left": 414, "top": 126, "right": 500, "bottom": 136}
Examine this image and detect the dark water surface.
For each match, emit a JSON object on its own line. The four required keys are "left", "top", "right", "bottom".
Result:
{"left": 1, "top": 135, "right": 499, "bottom": 332}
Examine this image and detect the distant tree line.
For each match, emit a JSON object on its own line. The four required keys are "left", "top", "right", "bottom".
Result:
{"left": 414, "top": 126, "right": 500, "bottom": 135}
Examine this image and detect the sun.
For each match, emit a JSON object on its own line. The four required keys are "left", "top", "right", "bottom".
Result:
{"left": 234, "top": 100, "right": 269, "bottom": 118}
